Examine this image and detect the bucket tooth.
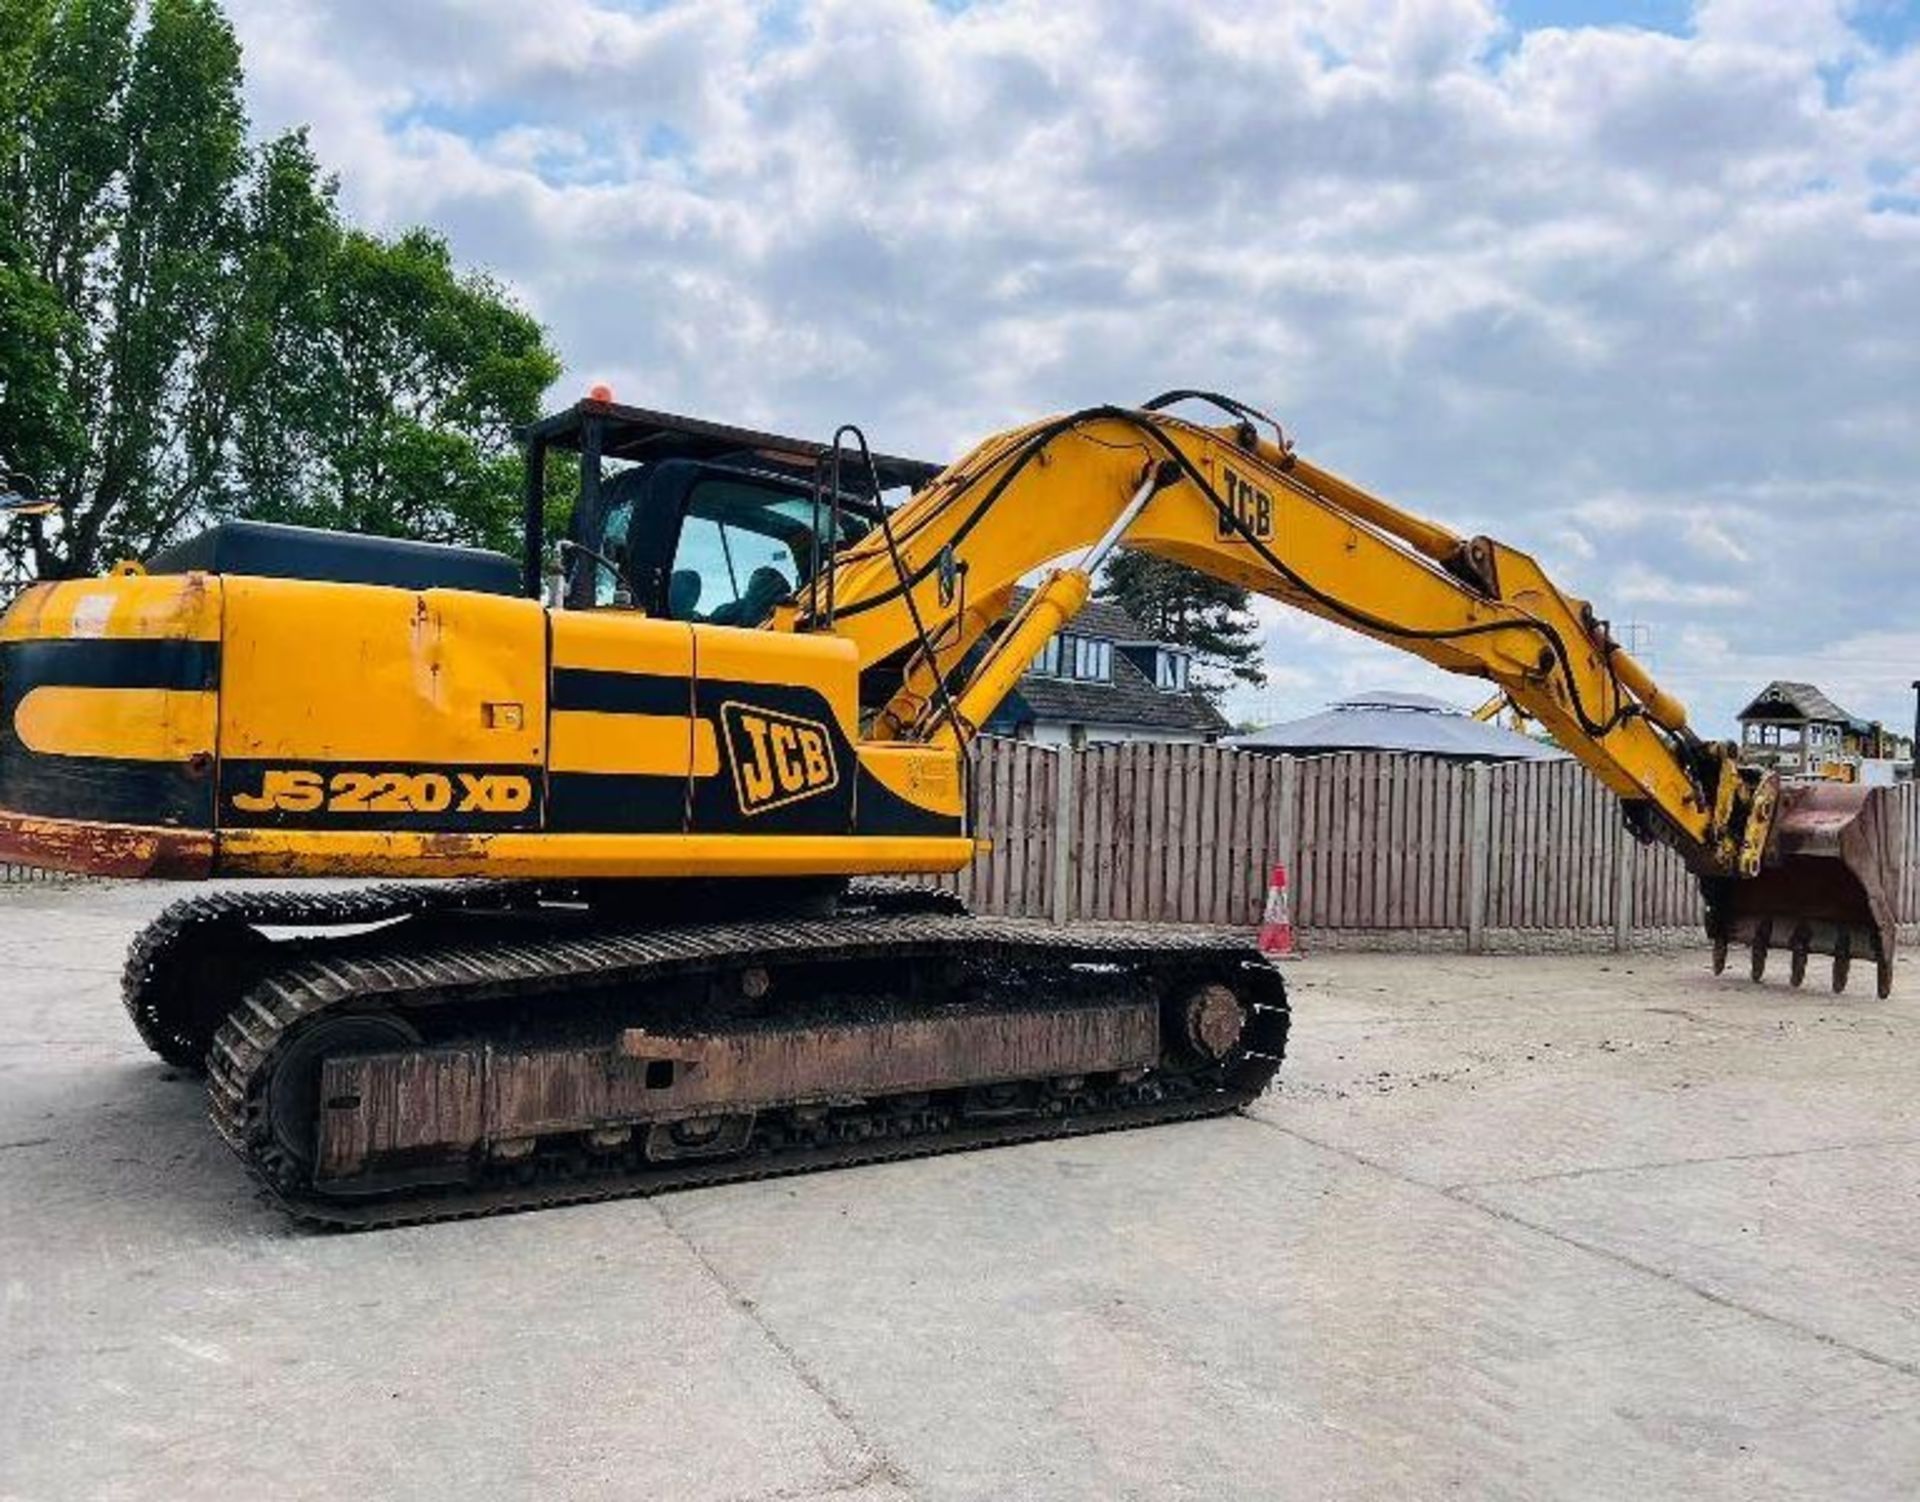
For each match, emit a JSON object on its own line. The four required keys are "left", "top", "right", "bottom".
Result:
{"left": 1788, "top": 927, "right": 1810, "bottom": 989}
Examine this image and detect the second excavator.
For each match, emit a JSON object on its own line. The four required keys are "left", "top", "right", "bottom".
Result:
{"left": 0, "top": 390, "right": 1896, "bottom": 1225}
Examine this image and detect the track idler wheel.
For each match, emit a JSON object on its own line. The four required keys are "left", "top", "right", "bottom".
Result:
{"left": 266, "top": 1012, "right": 422, "bottom": 1171}
{"left": 1183, "top": 983, "right": 1249, "bottom": 1060}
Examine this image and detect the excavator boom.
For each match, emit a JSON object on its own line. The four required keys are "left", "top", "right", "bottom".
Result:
{"left": 0, "top": 389, "right": 1893, "bottom": 1225}
{"left": 808, "top": 393, "right": 1894, "bottom": 992}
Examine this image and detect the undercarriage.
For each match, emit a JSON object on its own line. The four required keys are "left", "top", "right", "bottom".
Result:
{"left": 123, "top": 883, "right": 1288, "bottom": 1228}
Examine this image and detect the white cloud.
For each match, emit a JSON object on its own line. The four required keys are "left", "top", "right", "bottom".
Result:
{"left": 218, "top": 0, "right": 1920, "bottom": 736}
{"left": 1612, "top": 566, "right": 1748, "bottom": 610}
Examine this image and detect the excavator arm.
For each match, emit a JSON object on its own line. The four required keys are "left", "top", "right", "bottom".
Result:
{"left": 803, "top": 393, "right": 1895, "bottom": 991}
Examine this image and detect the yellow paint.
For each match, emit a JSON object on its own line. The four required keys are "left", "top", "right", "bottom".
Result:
{"left": 692, "top": 622, "right": 859, "bottom": 740}
{"left": 14, "top": 686, "right": 216, "bottom": 761}
{"left": 215, "top": 829, "right": 977, "bottom": 879}
{"left": 812, "top": 409, "right": 1736, "bottom": 862}
{"left": 0, "top": 572, "right": 221, "bottom": 643}
{"left": 552, "top": 711, "right": 719, "bottom": 777}
{"left": 218, "top": 578, "right": 546, "bottom": 766}
{"left": 549, "top": 611, "right": 704, "bottom": 782}
{"left": 551, "top": 610, "right": 695, "bottom": 675}
{"left": 857, "top": 743, "right": 965, "bottom": 819}
{"left": 0, "top": 400, "right": 1775, "bottom": 884}
{"left": 933, "top": 567, "right": 1089, "bottom": 752}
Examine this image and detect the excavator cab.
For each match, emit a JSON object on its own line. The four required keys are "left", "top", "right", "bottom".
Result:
{"left": 582, "top": 460, "right": 868, "bottom": 623}
{"left": 521, "top": 395, "right": 941, "bottom": 617}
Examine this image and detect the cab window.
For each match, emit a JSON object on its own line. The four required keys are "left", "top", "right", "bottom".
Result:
{"left": 667, "top": 478, "right": 868, "bottom": 627}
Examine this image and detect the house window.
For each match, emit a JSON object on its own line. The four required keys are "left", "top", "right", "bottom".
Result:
{"left": 1030, "top": 633, "right": 1110, "bottom": 682}
{"left": 1154, "top": 650, "right": 1191, "bottom": 692}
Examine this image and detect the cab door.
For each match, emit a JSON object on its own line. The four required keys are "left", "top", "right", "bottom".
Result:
{"left": 547, "top": 612, "right": 703, "bottom": 833}
{"left": 688, "top": 623, "right": 858, "bottom": 836}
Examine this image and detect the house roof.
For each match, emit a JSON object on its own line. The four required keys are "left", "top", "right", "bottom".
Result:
{"left": 1735, "top": 680, "right": 1866, "bottom": 730}
{"left": 991, "top": 587, "right": 1231, "bottom": 736}
{"left": 1229, "top": 690, "right": 1568, "bottom": 761}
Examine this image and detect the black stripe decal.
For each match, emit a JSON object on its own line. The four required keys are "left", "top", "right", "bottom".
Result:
{"left": 0, "top": 748, "right": 214, "bottom": 827}
{"left": 854, "top": 766, "right": 966, "bottom": 839}
{"left": 0, "top": 639, "right": 218, "bottom": 827}
{"left": 547, "top": 773, "right": 688, "bottom": 833}
{"left": 0, "top": 638, "right": 218, "bottom": 691}
{"left": 217, "top": 761, "right": 545, "bottom": 832}
{"left": 548, "top": 667, "right": 694, "bottom": 833}
{"left": 690, "top": 678, "right": 853, "bottom": 835}
{"left": 551, "top": 668, "right": 690, "bottom": 716}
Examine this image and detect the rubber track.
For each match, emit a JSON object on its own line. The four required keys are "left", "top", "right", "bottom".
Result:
{"left": 120, "top": 881, "right": 534, "bottom": 1068}
{"left": 202, "top": 914, "right": 1288, "bottom": 1230}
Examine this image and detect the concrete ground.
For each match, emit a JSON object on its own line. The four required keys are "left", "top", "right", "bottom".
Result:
{"left": 1, "top": 883, "right": 1916, "bottom": 1502}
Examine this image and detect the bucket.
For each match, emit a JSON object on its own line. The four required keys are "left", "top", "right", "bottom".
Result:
{"left": 1703, "top": 783, "right": 1899, "bottom": 997}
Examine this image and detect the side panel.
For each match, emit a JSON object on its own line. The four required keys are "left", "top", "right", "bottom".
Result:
{"left": 217, "top": 580, "right": 547, "bottom": 831}
{"left": 691, "top": 625, "right": 858, "bottom": 836}
{"left": 0, "top": 574, "right": 221, "bottom": 847}
{"left": 548, "top": 612, "right": 701, "bottom": 833}
{"left": 855, "top": 743, "right": 967, "bottom": 838}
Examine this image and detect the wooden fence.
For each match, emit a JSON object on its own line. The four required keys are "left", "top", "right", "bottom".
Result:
{"left": 941, "top": 739, "right": 1920, "bottom": 943}
{"left": 8, "top": 741, "right": 1918, "bottom": 949}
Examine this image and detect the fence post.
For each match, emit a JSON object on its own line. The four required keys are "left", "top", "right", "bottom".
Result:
{"left": 1612, "top": 820, "right": 1636, "bottom": 951}
{"left": 1275, "top": 755, "right": 1299, "bottom": 897}
{"left": 1466, "top": 762, "right": 1491, "bottom": 953}
{"left": 1050, "top": 746, "right": 1076, "bottom": 926}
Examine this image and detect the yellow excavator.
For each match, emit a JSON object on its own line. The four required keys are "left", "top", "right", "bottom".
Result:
{"left": 0, "top": 391, "right": 1896, "bottom": 1225}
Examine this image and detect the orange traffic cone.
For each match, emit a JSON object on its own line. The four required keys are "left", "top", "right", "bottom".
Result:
{"left": 1257, "top": 862, "right": 1300, "bottom": 959}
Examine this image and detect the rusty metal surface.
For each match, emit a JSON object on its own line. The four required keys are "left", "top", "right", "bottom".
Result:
{"left": 317, "top": 1050, "right": 484, "bottom": 1182}
{"left": 614, "top": 1004, "right": 1160, "bottom": 1109}
{"left": 1184, "top": 984, "right": 1247, "bottom": 1059}
{"left": 320, "top": 998, "right": 1152, "bottom": 1190}
{"left": 316, "top": 1001, "right": 1160, "bottom": 1181}
{"left": 198, "top": 901, "right": 1287, "bottom": 1225}
{"left": 1707, "top": 783, "right": 1899, "bottom": 995}
{"left": 0, "top": 810, "right": 213, "bottom": 878}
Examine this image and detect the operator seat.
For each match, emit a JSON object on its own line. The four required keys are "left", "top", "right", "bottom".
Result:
{"left": 668, "top": 569, "right": 703, "bottom": 620}
{"left": 708, "top": 566, "right": 790, "bottom": 627}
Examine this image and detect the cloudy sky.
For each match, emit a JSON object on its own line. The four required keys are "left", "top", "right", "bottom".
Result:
{"left": 223, "top": 0, "right": 1920, "bottom": 735}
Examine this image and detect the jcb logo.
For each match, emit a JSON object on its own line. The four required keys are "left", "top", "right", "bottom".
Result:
{"left": 1217, "top": 467, "right": 1274, "bottom": 542}
{"left": 722, "top": 702, "right": 839, "bottom": 815}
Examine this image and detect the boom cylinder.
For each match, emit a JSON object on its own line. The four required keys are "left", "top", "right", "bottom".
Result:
{"left": 929, "top": 465, "right": 1174, "bottom": 751}
{"left": 932, "top": 569, "right": 1092, "bottom": 750}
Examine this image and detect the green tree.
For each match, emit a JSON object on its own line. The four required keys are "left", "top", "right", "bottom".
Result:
{"left": 0, "top": 0, "right": 78, "bottom": 538}
{"left": 222, "top": 134, "right": 558, "bottom": 554}
{"left": 304, "top": 226, "right": 557, "bottom": 555}
{"left": 1097, "top": 550, "right": 1267, "bottom": 704}
{"left": 0, "top": 1, "right": 560, "bottom": 582}
{"left": 7, "top": 0, "right": 246, "bottom": 576}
